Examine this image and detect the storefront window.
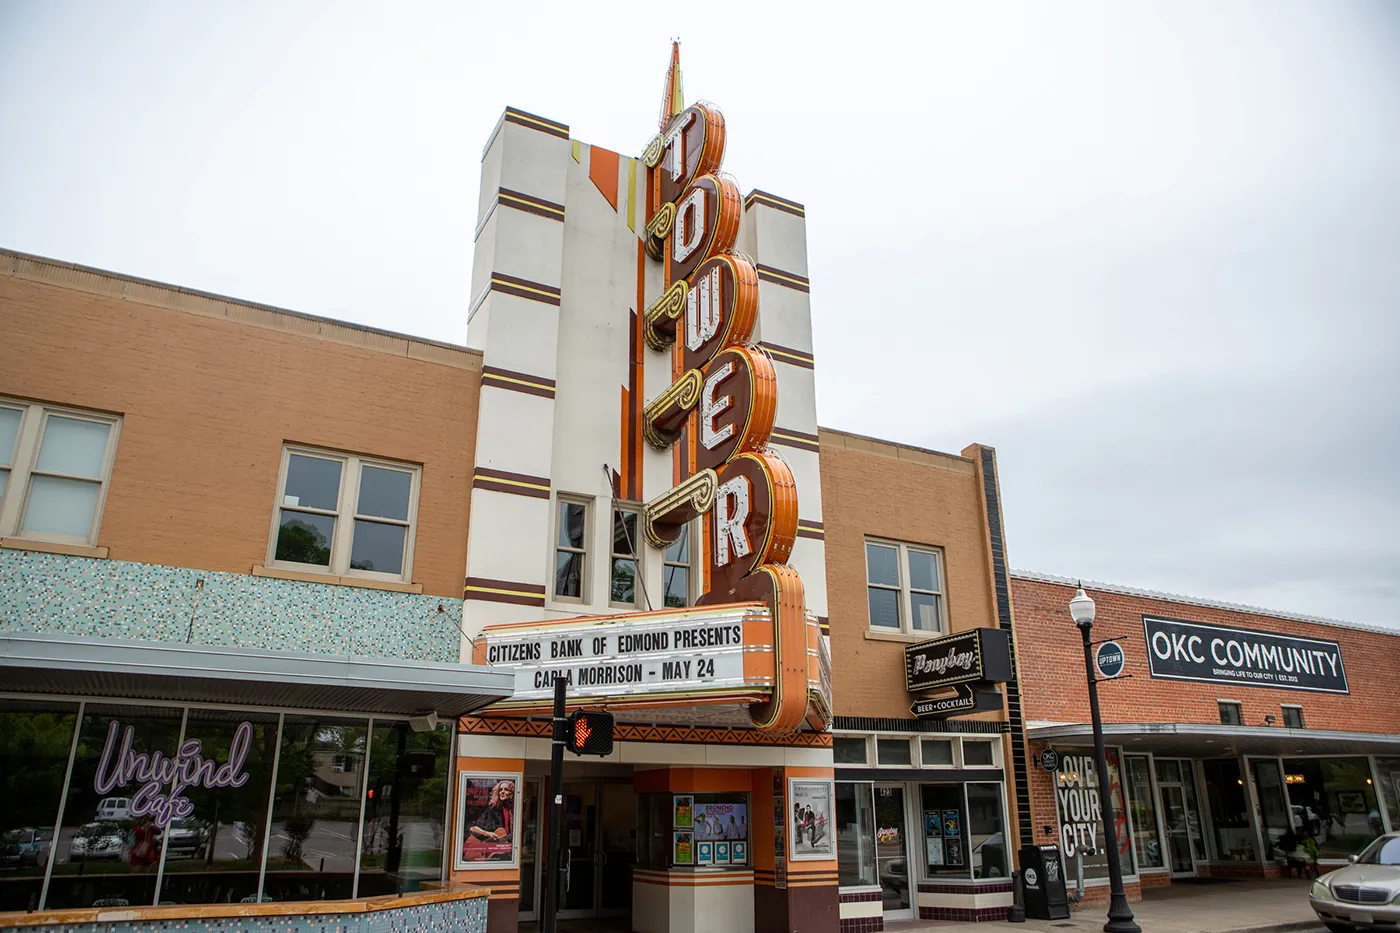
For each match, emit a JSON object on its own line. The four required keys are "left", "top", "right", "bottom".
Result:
{"left": 1250, "top": 759, "right": 1291, "bottom": 858}
{"left": 46, "top": 704, "right": 185, "bottom": 909}
{"left": 260, "top": 716, "right": 367, "bottom": 902}
{"left": 834, "top": 737, "right": 868, "bottom": 765}
{"left": 1375, "top": 757, "right": 1400, "bottom": 832}
{"left": 966, "top": 783, "right": 1007, "bottom": 879}
{"left": 919, "top": 783, "right": 965, "bottom": 877}
{"left": 154, "top": 710, "right": 280, "bottom": 906}
{"left": 1202, "top": 759, "right": 1253, "bottom": 860}
{"left": 836, "top": 782, "right": 875, "bottom": 886}
{"left": 1053, "top": 748, "right": 1134, "bottom": 881}
{"left": 357, "top": 720, "right": 452, "bottom": 895}
{"left": 1124, "top": 755, "right": 1163, "bottom": 870}
{"left": 0, "top": 699, "right": 80, "bottom": 912}
{"left": 1282, "top": 757, "right": 1382, "bottom": 859}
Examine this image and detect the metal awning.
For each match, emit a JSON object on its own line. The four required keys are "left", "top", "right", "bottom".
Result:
{"left": 1029, "top": 721, "right": 1400, "bottom": 757}
{"left": 0, "top": 632, "right": 514, "bottom": 718}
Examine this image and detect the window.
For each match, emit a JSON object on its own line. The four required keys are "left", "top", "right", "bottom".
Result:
{"left": 836, "top": 782, "right": 876, "bottom": 886}
{"left": 963, "top": 740, "right": 995, "bottom": 767}
{"left": 1281, "top": 706, "right": 1304, "bottom": 729}
{"left": 966, "top": 783, "right": 1009, "bottom": 879}
{"left": 834, "top": 736, "right": 868, "bottom": 765}
{"left": 877, "top": 737, "right": 912, "bottom": 766}
{"left": 921, "top": 739, "right": 954, "bottom": 766}
{"left": 554, "top": 496, "right": 590, "bottom": 600}
{"left": 0, "top": 400, "right": 120, "bottom": 546}
{"left": 270, "top": 446, "right": 420, "bottom": 581}
{"left": 1218, "top": 701, "right": 1242, "bottom": 725}
{"left": 1124, "top": 754, "right": 1164, "bottom": 869}
{"left": 663, "top": 523, "right": 692, "bottom": 608}
{"left": 865, "top": 539, "right": 947, "bottom": 634}
{"left": 611, "top": 506, "right": 640, "bottom": 607}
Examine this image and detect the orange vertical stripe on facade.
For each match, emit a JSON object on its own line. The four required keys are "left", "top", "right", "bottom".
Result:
{"left": 588, "top": 145, "right": 621, "bottom": 210}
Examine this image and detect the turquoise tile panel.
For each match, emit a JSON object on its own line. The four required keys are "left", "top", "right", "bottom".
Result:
{"left": 0, "top": 549, "right": 460, "bottom": 664}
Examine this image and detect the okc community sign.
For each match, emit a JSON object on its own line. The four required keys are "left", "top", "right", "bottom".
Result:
{"left": 1143, "top": 616, "right": 1348, "bottom": 694}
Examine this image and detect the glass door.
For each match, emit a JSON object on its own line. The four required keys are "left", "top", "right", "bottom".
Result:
{"left": 555, "top": 781, "right": 636, "bottom": 920}
{"left": 874, "top": 784, "right": 912, "bottom": 920}
{"left": 518, "top": 780, "right": 542, "bottom": 922}
{"left": 1250, "top": 759, "right": 1292, "bottom": 860}
{"left": 1156, "top": 759, "right": 1206, "bottom": 877}
{"left": 558, "top": 783, "right": 598, "bottom": 917}
{"left": 598, "top": 782, "right": 636, "bottom": 916}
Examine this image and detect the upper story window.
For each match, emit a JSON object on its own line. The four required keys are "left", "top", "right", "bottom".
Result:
{"left": 1218, "top": 701, "right": 1242, "bottom": 725}
{"left": 1281, "top": 705, "right": 1304, "bottom": 729}
{"left": 0, "top": 399, "right": 121, "bottom": 546}
{"left": 865, "top": 539, "right": 947, "bottom": 634}
{"left": 554, "top": 496, "right": 590, "bottom": 602}
{"left": 611, "top": 506, "right": 641, "bottom": 608}
{"left": 663, "top": 523, "right": 693, "bottom": 608}
{"left": 269, "top": 446, "right": 420, "bottom": 582}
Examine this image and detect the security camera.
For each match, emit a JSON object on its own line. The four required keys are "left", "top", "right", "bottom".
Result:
{"left": 409, "top": 711, "right": 440, "bottom": 733}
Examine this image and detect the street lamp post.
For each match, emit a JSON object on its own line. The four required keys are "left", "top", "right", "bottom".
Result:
{"left": 1069, "top": 583, "right": 1141, "bottom": 933}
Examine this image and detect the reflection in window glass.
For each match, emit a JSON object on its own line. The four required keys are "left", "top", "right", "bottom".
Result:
{"left": 836, "top": 782, "right": 875, "bottom": 886}
{"left": 1282, "top": 757, "right": 1382, "bottom": 859}
{"left": 1202, "top": 758, "right": 1251, "bottom": 860}
{"left": 349, "top": 519, "right": 405, "bottom": 574}
{"left": 276, "top": 512, "right": 335, "bottom": 566}
{"left": 284, "top": 455, "right": 342, "bottom": 512}
{"left": 0, "top": 699, "right": 79, "bottom": 912}
{"left": 967, "top": 783, "right": 1007, "bottom": 879}
{"left": 47, "top": 705, "right": 185, "bottom": 909}
{"left": 22, "top": 475, "right": 101, "bottom": 538}
{"left": 963, "top": 741, "right": 994, "bottom": 767}
{"left": 357, "top": 721, "right": 451, "bottom": 896}
{"left": 1375, "top": 757, "right": 1400, "bottom": 833}
{"left": 263, "top": 717, "right": 367, "bottom": 903}
{"left": 1054, "top": 749, "right": 1135, "bottom": 882}
{"left": 155, "top": 711, "right": 279, "bottom": 906}
{"left": 356, "top": 466, "right": 411, "bottom": 521}
{"left": 921, "top": 740, "right": 953, "bottom": 766}
{"left": 877, "top": 738, "right": 911, "bottom": 767}
{"left": 1124, "top": 755, "right": 1163, "bottom": 869}
{"left": 833, "top": 737, "right": 867, "bottom": 765}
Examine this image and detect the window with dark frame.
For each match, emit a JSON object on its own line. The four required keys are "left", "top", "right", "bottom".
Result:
{"left": 833, "top": 736, "right": 868, "bottom": 765}
{"left": 1218, "top": 701, "right": 1242, "bottom": 725}
{"left": 554, "top": 498, "right": 589, "bottom": 600}
{"left": 877, "top": 737, "right": 912, "bottom": 766}
{"left": 1282, "top": 706, "right": 1304, "bottom": 729}
{"left": 611, "top": 506, "right": 641, "bottom": 607}
{"left": 663, "top": 523, "right": 692, "bottom": 608}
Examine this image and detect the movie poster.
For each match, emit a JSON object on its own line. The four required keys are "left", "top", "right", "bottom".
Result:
{"left": 455, "top": 772, "right": 521, "bottom": 869}
{"left": 674, "top": 832, "right": 694, "bottom": 865}
{"left": 788, "top": 779, "right": 835, "bottom": 860}
{"left": 693, "top": 802, "right": 748, "bottom": 841}
{"left": 674, "top": 795, "right": 694, "bottom": 828}
{"left": 697, "top": 840, "right": 714, "bottom": 864}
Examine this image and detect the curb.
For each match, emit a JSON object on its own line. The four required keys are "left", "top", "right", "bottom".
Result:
{"left": 1217, "top": 921, "right": 1320, "bottom": 933}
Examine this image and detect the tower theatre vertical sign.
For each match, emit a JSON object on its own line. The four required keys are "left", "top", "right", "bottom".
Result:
{"left": 638, "top": 45, "right": 810, "bottom": 734}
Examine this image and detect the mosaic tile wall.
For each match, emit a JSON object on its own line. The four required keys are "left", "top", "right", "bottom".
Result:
{"left": 0, "top": 549, "right": 460, "bottom": 663}
{"left": 32, "top": 892, "right": 488, "bottom": 933}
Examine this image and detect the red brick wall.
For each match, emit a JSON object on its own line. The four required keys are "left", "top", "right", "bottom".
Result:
{"left": 1011, "top": 576, "right": 1400, "bottom": 733}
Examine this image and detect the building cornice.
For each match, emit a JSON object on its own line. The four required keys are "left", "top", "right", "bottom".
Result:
{"left": 817, "top": 427, "right": 976, "bottom": 475}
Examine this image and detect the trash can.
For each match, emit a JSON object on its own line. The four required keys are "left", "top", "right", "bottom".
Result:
{"left": 1018, "top": 845, "right": 1070, "bottom": 920}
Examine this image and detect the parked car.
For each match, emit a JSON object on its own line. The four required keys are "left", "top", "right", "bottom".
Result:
{"left": 165, "top": 819, "right": 203, "bottom": 859}
{"left": 69, "top": 822, "right": 124, "bottom": 861}
{"left": 14, "top": 827, "right": 52, "bottom": 867}
{"left": 95, "top": 798, "right": 131, "bottom": 822}
{"left": 1309, "top": 832, "right": 1400, "bottom": 930}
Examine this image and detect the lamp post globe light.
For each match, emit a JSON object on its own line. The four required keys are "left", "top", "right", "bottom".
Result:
{"left": 1072, "top": 583, "right": 1140, "bottom": 933}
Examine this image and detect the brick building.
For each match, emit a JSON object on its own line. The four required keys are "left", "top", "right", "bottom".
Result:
{"left": 1012, "top": 571, "right": 1400, "bottom": 902}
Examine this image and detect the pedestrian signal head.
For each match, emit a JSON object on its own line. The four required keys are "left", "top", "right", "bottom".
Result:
{"left": 566, "top": 709, "right": 614, "bottom": 756}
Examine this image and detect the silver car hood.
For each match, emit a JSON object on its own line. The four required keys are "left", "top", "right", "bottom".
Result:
{"left": 1325, "top": 864, "right": 1400, "bottom": 893}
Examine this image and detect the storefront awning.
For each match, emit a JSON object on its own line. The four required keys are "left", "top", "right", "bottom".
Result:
{"left": 1029, "top": 720, "right": 1400, "bottom": 757}
{"left": 0, "top": 632, "right": 515, "bottom": 718}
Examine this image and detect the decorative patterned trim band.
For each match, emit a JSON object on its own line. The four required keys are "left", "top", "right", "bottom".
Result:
{"left": 481, "top": 365, "right": 557, "bottom": 399}
{"left": 504, "top": 106, "right": 569, "bottom": 139}
{"left": 917, "top": 880, "right": 1014, "bottom": 894}
{"left": 471, "top": 467, "right": 551, "bottom": 500}
{"left": 463, "top": 576, "right": 547, "bottom": 607}
{"left": 744, "top": 189, "right": 806, "bottom": 217}
{"left": 756, "top": 263, "right": 811, "bottom": 293}
{"left": 772, "top": 426, "right": 821, "bottom": 453}
{"left": 487, "top": 271, "right": 563, "bottom": 306}
{"left": 833, "top": 716, "right": 1009, "bottom": 734}
{"left": 459, "top": 715, "right": 833, "bottom": 748}
{"left": 759, "top": 341, "right": 816, "bottom": 369}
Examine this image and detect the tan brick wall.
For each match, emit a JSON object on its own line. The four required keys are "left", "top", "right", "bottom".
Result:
{"left": 1011, "top": 576, "right": 1400, "bottom": 733}
{"left": 819, "top": 431, "right": 1001, "bottom": 720}
{"left": 0, "top": 273, "right": 481, "bottom": 599}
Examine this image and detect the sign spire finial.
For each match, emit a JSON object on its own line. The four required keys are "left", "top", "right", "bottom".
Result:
{"left": 659, "top": 39, "right": 684, "bottom": 131}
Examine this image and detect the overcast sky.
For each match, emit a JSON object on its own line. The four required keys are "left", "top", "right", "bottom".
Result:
{"left": 2, "top": 1, "right": 1396, "bottom": 628}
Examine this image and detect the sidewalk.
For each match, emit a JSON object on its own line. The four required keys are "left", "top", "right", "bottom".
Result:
{"left": 890, "top": 878, "right": 1319, "bottom": 933}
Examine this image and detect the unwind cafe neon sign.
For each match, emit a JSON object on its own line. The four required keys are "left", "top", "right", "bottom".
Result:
{"left": 94, "top": 720, "right": 252, "bottom": 827}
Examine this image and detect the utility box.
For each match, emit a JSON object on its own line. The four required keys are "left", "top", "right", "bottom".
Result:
{"left": 1019, "top": 845, "right": 1070, "bottom": 920}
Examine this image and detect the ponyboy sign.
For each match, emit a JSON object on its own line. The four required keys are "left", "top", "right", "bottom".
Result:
{"left": 905, "top": 628, "right": 1013, "bottom": 693}
{"left": 1143, "top": 616, "right": 1348, "bottom": 694}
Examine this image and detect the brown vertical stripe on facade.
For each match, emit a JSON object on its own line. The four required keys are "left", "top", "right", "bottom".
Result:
{"left": 503, "top": 106, "right": 569, "bottom": 139}
{"left": 758, "top": 341, "right": 816, "bottom": 369}
{"left": 627, "top": 307, "right": 642, "bottom": 500}
{"left": 755, "top": 264, "right": 811, "bottom": 293}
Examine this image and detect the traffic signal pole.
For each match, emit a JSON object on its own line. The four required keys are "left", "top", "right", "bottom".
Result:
{"left": 541, "top": 674, "right": 566, "bottom": 933}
